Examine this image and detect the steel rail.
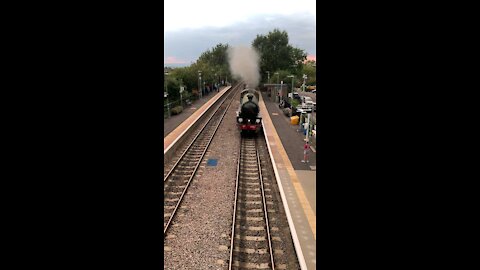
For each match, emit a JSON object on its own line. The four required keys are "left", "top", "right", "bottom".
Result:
{"left": 229, "top": 137, "right": 275, "bottom": 269}
{"left": 163, "top": 83, "right": 240, "bottom": 236}
{"left": 228, "top": 138, "right": 242, "bottom": 270}
{"left": 256, "top": 139, "right": 275, "bottom": 270}
{"left": 164, "top": 87, "right": 233, "bottom": 182}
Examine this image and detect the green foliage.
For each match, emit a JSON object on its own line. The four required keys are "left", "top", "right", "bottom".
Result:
{"left": 301, "top": 60, "right": 316, "bottom": 86}
{"left": 196, "top": 43, "right": 231, "bottom": 84}
{"left": 164, "top": 43, "right": 232, "bottom": 102}
{"left": 277, "top": 60, "right": 316, "bottom": 89}
{"left": 292, "top": 99, "right": 300, "bottom": 108}
{"left": 252, "top": 29, "right": 307, "bottom": 82}
{"left": 164, "top": 75, "right": 181, "bottom": 101}
{"left": 164, "top": 30, "right": 314, "bottom": 98}
{"left": 168, "top": 67, "right": 195, "bottom": 95}
{"left": 181, "top": 90, "right": 192, "bottom": 100}
{"left": 198, "top": 43, "right": 229, "bottom": 67}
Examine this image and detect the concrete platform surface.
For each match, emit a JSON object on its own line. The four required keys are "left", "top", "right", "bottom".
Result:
{"left": 294, "top": 170, "right": 316, "bottom": 215}
{"left": 163, "top": 87, "right": 317, "bottom": 269}
{"left": 164, "top": 87, "right": 230, "bottom": 153}
{"left": 259, "top": 93, "right": 316, "bottom": 270}
{"left": 164, "top": 89, "right": 221, "bottom": 138}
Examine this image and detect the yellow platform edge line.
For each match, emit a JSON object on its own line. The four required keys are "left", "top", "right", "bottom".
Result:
{"left": 262, "top": 133, "right": 309, "bottom": 270}
{"left": 259, "top": 95, "right": 316, "bottom": 240}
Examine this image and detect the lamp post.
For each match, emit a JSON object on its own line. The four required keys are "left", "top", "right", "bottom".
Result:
{"left": 287, "top": 75, "right": 295, "bottom": 117}
{"left": 280, "top": 80, "right": 283, "bottom": 97}
{"left": 165, "top": 72, "right": 168, "bottom": 90}
{"left": 179, "top": 79, "right": 184, "bottom": 107}
{"left": 302, "top": 74, "right": 307, "bottom": 92}
{"left": 198, "top": 71, "right": 202, "bottom": 99}
{"left": 165, "top": 72, "right": 170, "bottom": 117}
{"left": 305, "top": 111, "right": 310, "bottom": 143}
{"left": 211, "top": 69, "right": 215, "bottom": 92}
{"left": 274, "top": 72, "right": 279, "bottom": 102}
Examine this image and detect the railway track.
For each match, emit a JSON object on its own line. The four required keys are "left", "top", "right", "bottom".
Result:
{"left": 164, "top": 90, "right": 230, "bottom": 176}
{"left": 163, "top": 83, "right": 241, "bottom": 236}
{"left": 229, "top": 135, "right": 301, "bottom": 270}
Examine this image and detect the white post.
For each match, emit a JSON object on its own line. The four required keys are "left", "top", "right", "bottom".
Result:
{"left": 167, "top": 98, "right": 170, "bottom": 117}
{"left": 290, "top": 76, "right": 294, "bottom": 118}
{"left": 198, "top": 71, "right": 202, "bottom": 99}
{"left": 275, "top": 73, "right": 279, "bottom": 102}
{"left": 303, "top": 74, "right": 306, "bottom": 92}
{"left": 180, "top": 86, "right": 183, "bottom": 106}
{"left": 165, "top": 72, "right": 170, "bottom": 117}
{"left": 305, "top": 113, "right": 310, "bottom": 142}
{"left": 280, "top": 81, "right": 283, "bottom": 101}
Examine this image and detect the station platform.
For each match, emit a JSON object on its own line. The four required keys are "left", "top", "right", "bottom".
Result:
{"left": 258, "top": 93, "right": 317, "bottom": 270}
{"left": 163, "top": 87, "right": 316, "bottom": 269}
{"left": 164, "top": 86, "right": 231, "bottom": 154}
{"left": 164, "top": 93, "right": 219, "bottom": 138}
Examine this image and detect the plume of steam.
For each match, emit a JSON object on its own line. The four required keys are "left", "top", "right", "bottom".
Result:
{"left": 227, "top": 45, "right": 260, "bottom": 88}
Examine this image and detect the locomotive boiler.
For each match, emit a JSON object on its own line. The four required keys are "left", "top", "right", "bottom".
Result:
{"left": 236, "top": 88, "right": 262, "bottom": 134}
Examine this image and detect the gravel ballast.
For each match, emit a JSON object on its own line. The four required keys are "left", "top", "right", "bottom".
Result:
{"left": 164, "top": 93, "right": 241, "bottom": 270}
{"left": 164, "top": 89, "right": 300, "bottom": 269}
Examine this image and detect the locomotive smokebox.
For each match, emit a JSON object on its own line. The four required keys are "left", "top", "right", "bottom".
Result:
{"left": 237, "top": 88, "right": 262, "bottom": 134}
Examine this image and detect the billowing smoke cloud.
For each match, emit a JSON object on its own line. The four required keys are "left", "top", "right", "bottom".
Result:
{"left": 227, "top": 45, "right": 260, "bottom": 88}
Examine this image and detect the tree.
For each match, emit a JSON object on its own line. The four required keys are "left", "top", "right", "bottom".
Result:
{"left": 164, "top": 74, "right": 181, "bottom": 101}
{"left": 197, "top": 43, "right": 231, "bottom": 84}
{"left": 252, "top": 29, "right": 307, "bottom": 82}
{"left": 198, "top": 43, "right": 228, "bottom": 66}
{"left": 301, "top": 60, "right": 317, "bottom": 86}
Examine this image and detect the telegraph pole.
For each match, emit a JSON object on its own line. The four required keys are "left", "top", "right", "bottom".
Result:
{"left": 287, "top": 75, "right": 294, "bottom": 117}
{"left": 302, "top": 74, "right": 307, "bottom": 92}
{"left": 198, "top": 71, "right": 202, "bottom": 99}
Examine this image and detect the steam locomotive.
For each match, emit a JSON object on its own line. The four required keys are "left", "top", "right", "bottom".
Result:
{"left": 236, "top": 87, "right": 262, "bottom": 134}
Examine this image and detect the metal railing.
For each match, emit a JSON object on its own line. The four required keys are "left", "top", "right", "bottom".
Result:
{"left": 163, "top": 95, "right": 197, "bottom": 118}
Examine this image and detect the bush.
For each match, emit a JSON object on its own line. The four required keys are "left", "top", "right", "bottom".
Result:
{"left": 291, "top": 99, "right": 300, "bottom": 108}
{"left": 171, "top": 106, "right": 183, "bottom": 115}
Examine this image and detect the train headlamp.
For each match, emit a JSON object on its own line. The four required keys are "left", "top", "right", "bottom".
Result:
{"left": 255, "top": 119, "right": 261, "bottom": 123}
{"left": 238, "top": 118, "right": 243, "bottom": 123}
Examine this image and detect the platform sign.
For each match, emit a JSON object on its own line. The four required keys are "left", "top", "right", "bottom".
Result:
{"left": 297, "top": 108, "right": 312, "bottom": 114}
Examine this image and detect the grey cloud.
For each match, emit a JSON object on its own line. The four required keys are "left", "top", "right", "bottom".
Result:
{"left": 164, "top": 13, "right": 316, "bottom": 67}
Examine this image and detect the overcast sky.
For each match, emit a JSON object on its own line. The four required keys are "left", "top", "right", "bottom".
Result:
{"left": 164, "top": 0, "right": 316, "bottom": 67}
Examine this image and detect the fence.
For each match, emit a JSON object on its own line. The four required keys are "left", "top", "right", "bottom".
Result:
{"left": 163, "top": 94, "right": 198, "bottom": 119}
